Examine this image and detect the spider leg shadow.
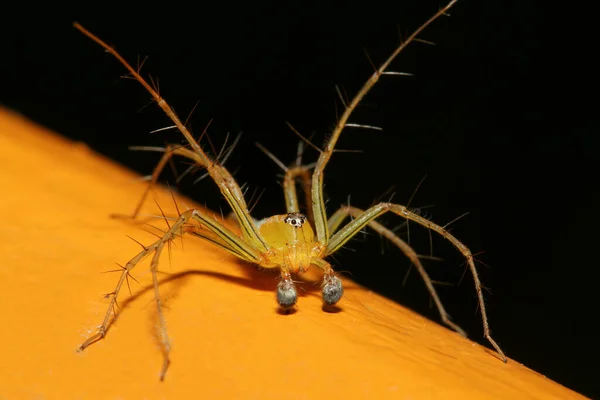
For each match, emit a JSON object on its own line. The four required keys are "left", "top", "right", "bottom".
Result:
{"left": 119, "top": 267, "right": 274, "bottom": 313}
{"left": 116, "top": 263, "right": 328, "bottom": 318}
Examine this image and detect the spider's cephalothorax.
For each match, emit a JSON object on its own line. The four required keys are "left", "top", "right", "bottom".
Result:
{"left": 75, "top": 0, "right": 506, "bottom": 381}
{"left": 256, "top": 212, "right": 342, "bottom": 308}
{"left": 258, "top": 212, "right": 322, "bottom": 274}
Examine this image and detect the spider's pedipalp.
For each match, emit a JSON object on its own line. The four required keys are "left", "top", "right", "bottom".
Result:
{"left": 276, "top": 274, "right": 298, "bottom": 308}
{"left": 322, "top": 274, "right": 343, "bottom": 305}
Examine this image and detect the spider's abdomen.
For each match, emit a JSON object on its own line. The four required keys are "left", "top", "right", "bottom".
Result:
{"left": 257, "top": 213, "right": 323, "bottom": 273}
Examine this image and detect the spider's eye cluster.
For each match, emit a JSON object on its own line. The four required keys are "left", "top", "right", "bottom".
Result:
{"left": 284, "top": 213, "right": 307, "bottom": 228}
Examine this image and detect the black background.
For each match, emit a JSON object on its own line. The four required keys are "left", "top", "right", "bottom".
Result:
{"left": 3, "top": 1, "right": 597, "bottom": 397}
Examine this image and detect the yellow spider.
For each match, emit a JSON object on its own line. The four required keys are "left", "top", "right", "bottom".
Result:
{"left": 74, "top": 0, "right": 506, "bottom": 380}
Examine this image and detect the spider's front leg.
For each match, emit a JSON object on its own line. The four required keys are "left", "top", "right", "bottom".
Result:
{"left": 74, "top": 22, "right": 269, "bottom": 254}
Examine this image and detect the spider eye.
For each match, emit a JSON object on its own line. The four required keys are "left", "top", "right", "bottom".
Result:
{"left": 276, "top": 277, "right": 297, "bottom": 308}
{"left": 322, "top": 275, "right": 343, "bottom": 305}
{"left": 284, "top": 213, "right": 307, "bottom": 228}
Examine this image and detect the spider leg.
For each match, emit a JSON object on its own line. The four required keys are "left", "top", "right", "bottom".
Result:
{"left": 126, "top": 133, "right": 243, "bottom": 220}
{"left": 310, "top": 1, "right": 458, "bottom": 244}
{"left": 150, "top": 238, "right": 171, "bottom": 380}
{"left": 326, "top": 202, "right": 507, "bottom": 362}
{"left": 256, "top": 142, "right": 314, "bottom": 219}
{"left": 121, "top": 144, "right": 202, "bottom": 218}
{"left": 74, "top": 23, "right": 270, "bottom": 254}
{"left": 283, "top": 166, "right": 314, "bottom": 220}
{"left": 77, "top": 208, "right": 260, "bottom": 379}
{"left": 327, "top": 206, "right": 467, "bottom": 337}
{"left": 328, "top": 205, "right": 352, "bottom": 234}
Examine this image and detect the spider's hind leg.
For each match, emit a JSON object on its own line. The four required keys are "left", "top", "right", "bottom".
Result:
{"left": 113, "top": 145, "right": 206, "bottom": 220}
{"left": 327, "top": 202, "right": 506, "bottom": 361}
{"left": 327, "top": 205, "right": 467, "bottom": 337}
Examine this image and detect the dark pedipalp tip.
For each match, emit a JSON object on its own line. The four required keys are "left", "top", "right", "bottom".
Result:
{"left": 276, "top": 277, "right": 298, "bottom": 308}
{"left": 322, "top": 274, "right": 343, "bottom": 305}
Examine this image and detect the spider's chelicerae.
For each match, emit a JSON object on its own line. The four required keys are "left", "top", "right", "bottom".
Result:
{"left": 75, "top": 0, "right": 506, "bottom": 380}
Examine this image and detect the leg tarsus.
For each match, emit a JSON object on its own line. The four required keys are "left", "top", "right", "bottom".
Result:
{"left": 485, "top": 331, "right": 508, "bottom": 362}
{"left": 440, "top": 314, "right": 467, "bottom": 338}
{"left": 159, "top": 355, "right": 171, "bottom": 381}
{"left": 77, "top": 328, "right": 106, "bottom": 352}
{"left": 150, "top": 240, "right": 172, "bottom": 379}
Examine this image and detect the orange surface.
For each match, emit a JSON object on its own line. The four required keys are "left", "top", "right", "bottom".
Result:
{"left": 0, "top": 107, "right": 586, "bottom": 399}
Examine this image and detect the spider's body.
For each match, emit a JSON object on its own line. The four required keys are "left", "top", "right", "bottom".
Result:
{"left": 74, "top": 0, "right": 506, "bottom": 380}
{"left": 256, "top": 212, "right": 336, "bottom": 307}
{"left": 257, "top": 213, "right": 321, "bottom": 275}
